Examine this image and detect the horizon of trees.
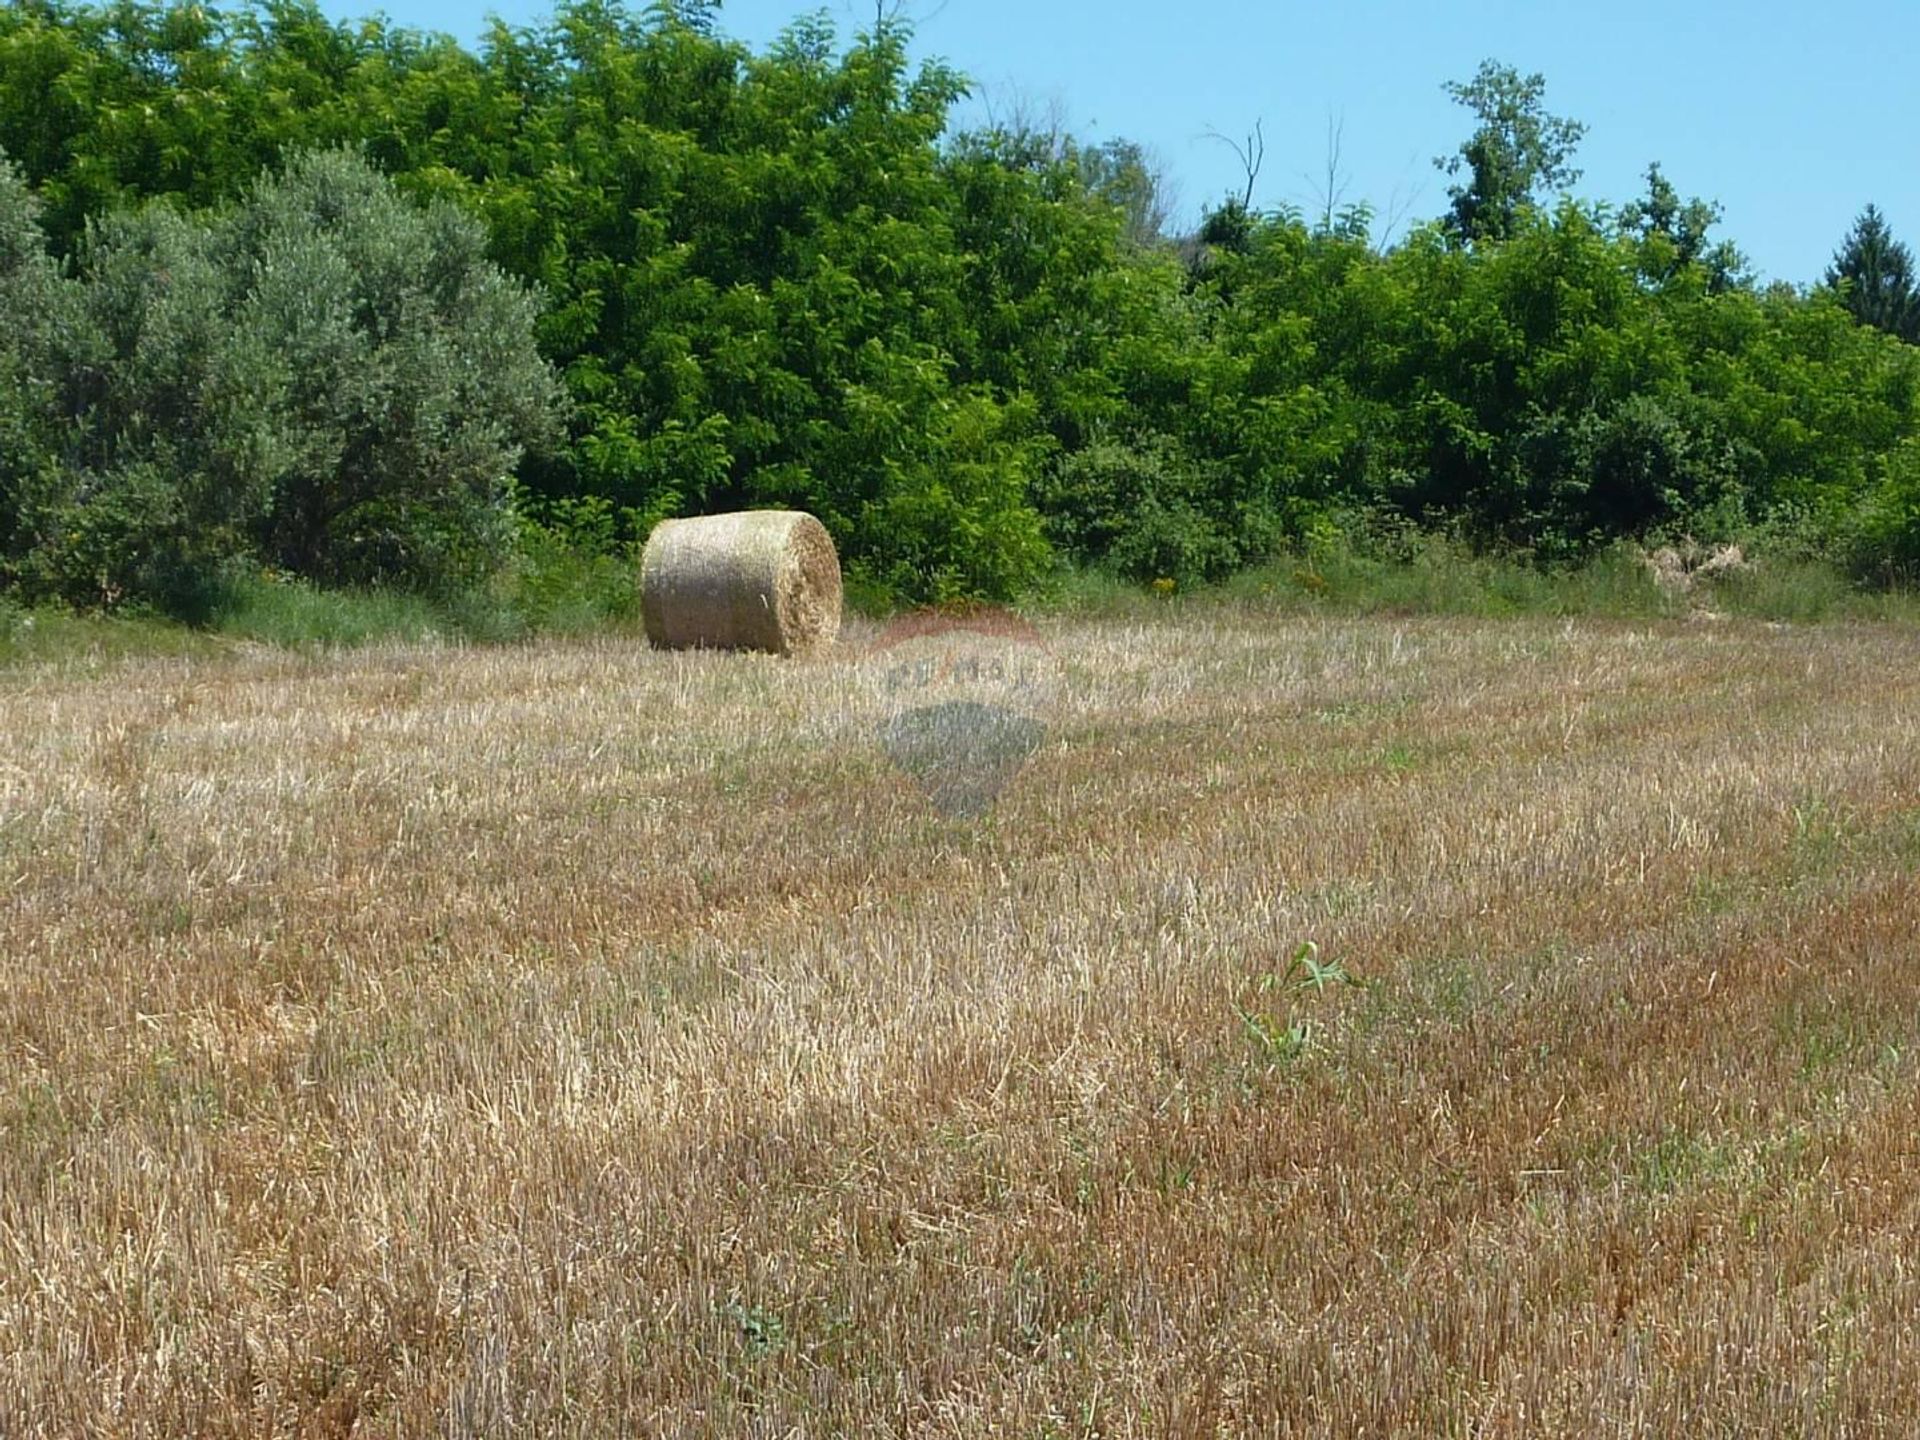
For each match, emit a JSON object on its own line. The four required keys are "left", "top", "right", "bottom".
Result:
{"left": 2, "top": 0, "right": 1919, "bottom": 610}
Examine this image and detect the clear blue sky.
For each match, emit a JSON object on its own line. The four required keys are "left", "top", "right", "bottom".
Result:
{"left": 325, "top": 0, "right": 1916, "bottom": 285}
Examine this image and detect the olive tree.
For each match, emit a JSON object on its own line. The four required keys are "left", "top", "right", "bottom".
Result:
{"left": 12, "top": 146, "right": 564, "bottom": 607}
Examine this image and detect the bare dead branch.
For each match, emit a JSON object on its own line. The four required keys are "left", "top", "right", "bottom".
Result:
{"left": 1203, "top": 118, "right": 1265, "bottom": 210}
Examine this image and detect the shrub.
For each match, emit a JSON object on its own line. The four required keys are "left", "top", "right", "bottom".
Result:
{"left": 1038, "top": 433, "right": 1240, "bottom": 586}
{"left": 512, "top": 494, "right": 641, "bottom": 632}
{"left": 229, "top": 149, "right": 565, "bottom": 590}
{"left": 0, "top": 154, "right": 68, "bottom": 580}
{"left": 4, "top": 146, "right": 565, "bottom": 610}
{"left": 1845, "top": 439, "right": 1920, "bottom": 584}
{"left": 1508, "top": 395, "right": 1746, "bottom": 560}
{"left": 15, "top": 202, "right": 282, "bottom": 608}
{"left": 857, "top": 393, "right": 1053, "bottom": 603}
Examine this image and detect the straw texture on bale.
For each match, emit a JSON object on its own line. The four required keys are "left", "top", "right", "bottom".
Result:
{"left": 641, "top": 510, "right": 843, "bottom": 656}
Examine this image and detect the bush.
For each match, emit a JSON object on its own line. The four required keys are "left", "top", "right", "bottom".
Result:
{"left": 0, "top": 154, "right": 68, "bottom": 580}
{"left": 230, "top": 149, "right": 564, "bottom": 589}
{"left": 1038, "top": 434, "right": 1241, "bottom": 586}
{"left": 856, "top": 393, "right": 1053, "bottom": 603}
{"left": 1509, "top": 394, "right": 1746, "bottom": 558}
{"left": 3, "top": 145, "right": 565, "bottom": 611}
{"left": 14, "top": 202, "right": 278, "bottom": 608}
{"left": 511, "top": 495, "right": 641, "bottom": 633}
{"left": 1846, "top": 439, "right": 1920, "bottom": 584}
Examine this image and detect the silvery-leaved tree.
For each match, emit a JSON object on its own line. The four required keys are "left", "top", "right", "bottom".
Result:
{"left": 0, "top": 155, "right": 66, "bottom": 571}
{"left": 223, "top": 148, "right": 565, "bottom": 589}
{"left": 7, "top": 146, "right": 564, "bottom": 608}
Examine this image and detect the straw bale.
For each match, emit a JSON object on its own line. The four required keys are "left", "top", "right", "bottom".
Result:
{"left": 641, "top": 510, "right": 842, "bottom": 655}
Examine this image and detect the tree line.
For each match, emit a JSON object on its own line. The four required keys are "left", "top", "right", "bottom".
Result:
{"left": 2, "top": 0, "right": 1919, "bottom": 611}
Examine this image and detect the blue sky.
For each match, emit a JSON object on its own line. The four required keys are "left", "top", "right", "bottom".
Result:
{"left": 325, "top": 0, "right": 1916, "bottom": 285}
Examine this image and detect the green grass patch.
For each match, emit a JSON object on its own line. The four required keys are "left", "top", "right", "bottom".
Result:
{"left": 1027, "top": 565, "right": 1169, "bottom": 619}
{"left": 0, "top": 598, "right": 217, "bottom": 669}
{"left": 1029, "top": 538, "right": 1685, "bottom": 621}
{"left": 7, "top": 530, "right": 1919, "bottom": 669}
{"left": 1697, "top": 555, "right": 1920, "bottom": 624}
{"left": 207, "top": 575, "right": 459, "bottom": 649}
{"left": 1031, "top": 534, "right": 1920, "bottom": 626}
{"left": 1235, "top": 538, "right": 1682, "bottom": 619}
{"left": 206, "top": 544, "right": 645, "bottom": 650}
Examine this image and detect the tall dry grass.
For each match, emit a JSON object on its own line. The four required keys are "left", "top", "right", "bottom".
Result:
{"left": 3, "top": 612, "right": 1920, "bottom": 1436}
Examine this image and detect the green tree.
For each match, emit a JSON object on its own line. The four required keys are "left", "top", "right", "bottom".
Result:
{"left": 10, "top": 147, "right": 563, "bottom": 607}
{"left": 8, "top": 1, "right": 1920, "bottom": 598}
{"left": 0, "top": 0, "right": 485, "bottom": 254}
{"left": 1435, "top": 60, "right": 1586, "bottom": 245}
{"left": 1617, "top": 162, "right": 1746, "bottom": 292}
{"left": 427, "top": 3, "right": 1073, "bottom": 599}
{"left": 0, "top": 152, "right": 68, "bottom": 566}
{"left": 1073, "top": 137, "right": 1174, "bottom": 249}
{"left": 1826, "top": 204, "right": 1920, "bottom": 344}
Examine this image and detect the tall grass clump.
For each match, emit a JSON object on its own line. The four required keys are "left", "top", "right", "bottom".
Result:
{"left": 206, "top": 574, "right": 457, "bottom": 649}
{"left": 1699, "top": 557, "right": 1920, "bottom": 625}
{"left": 1242, "top": 534, "right": 1681, "bottom": 618}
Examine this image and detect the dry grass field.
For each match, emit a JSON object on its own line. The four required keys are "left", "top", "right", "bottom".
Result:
{"left": 5, "top": 607, "right": 1920, "bottom": 1436}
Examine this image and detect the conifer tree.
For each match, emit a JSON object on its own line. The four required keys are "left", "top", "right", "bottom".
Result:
{"left": 1827, "top": 205, "right": 1920, "bottom": 344}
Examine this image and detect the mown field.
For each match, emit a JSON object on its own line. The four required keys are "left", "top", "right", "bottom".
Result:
{"left": 4, "top": 608, "right": 1920, "bottom": 1436}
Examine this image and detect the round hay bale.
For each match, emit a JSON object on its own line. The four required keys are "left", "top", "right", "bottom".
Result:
{"left": 640, "top": 510, "right": 842, "bottom": 656}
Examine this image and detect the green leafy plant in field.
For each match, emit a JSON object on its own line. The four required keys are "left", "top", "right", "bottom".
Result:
{"left": 1236, "top": 941, "right": 1360, "bottom": 1070}
{"left": 718, "top": 1296, "right": 787, "bottom": 1358}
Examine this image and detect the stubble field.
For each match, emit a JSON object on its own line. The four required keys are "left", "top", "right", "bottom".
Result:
{"left": 4, "top": 607, "right": 1920, "bottom": 1436}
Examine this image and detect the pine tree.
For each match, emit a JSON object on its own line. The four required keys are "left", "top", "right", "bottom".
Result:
{"left": 1827, "top": 205, "right": 1920, "bottom": 344}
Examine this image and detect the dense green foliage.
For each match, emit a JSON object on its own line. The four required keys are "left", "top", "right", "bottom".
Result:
{"left": 2, "top": 0, "right": 1920, "bottom": 612}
